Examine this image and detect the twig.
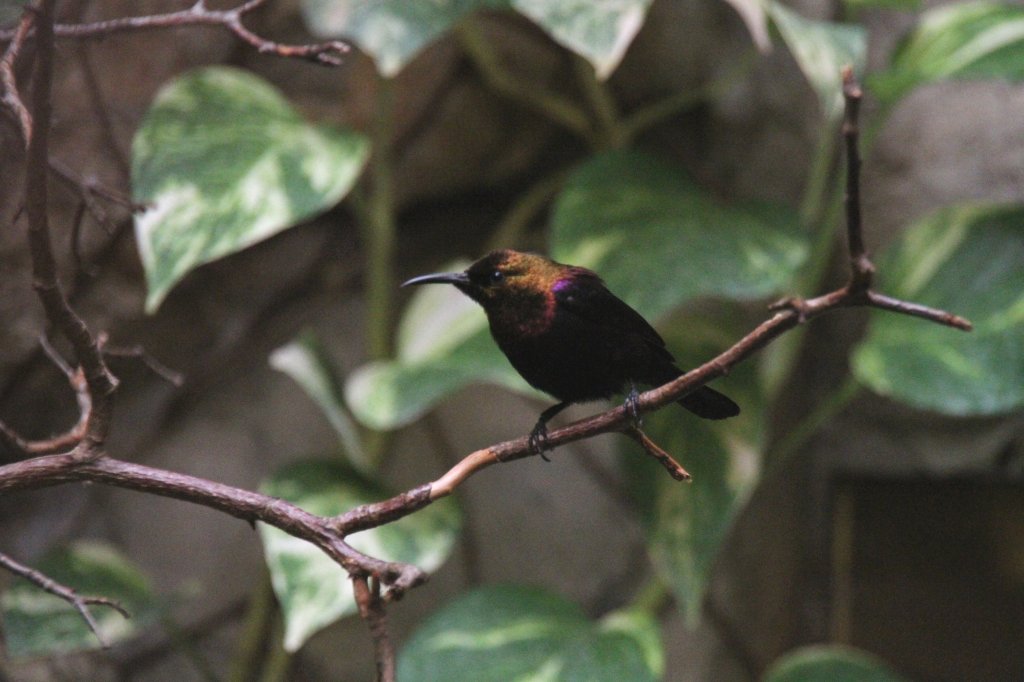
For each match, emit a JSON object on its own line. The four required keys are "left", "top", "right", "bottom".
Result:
{"left": 10, "top": 0, "right": 119, "bottom": 461}
{"left": 0, "top": 550, "right": 130, "bottom": 648}
{"left": 624, "top": 426, "right": 691, "bottom": 481}
{"left": 0, "top": 1, "right": 351, "bottom": 66}
{"left": 841, "top": 67, "right": 873, "bottom": 291}
{"left": 101, "top": 339, "right": 186, "bottom": 388}
{"left": 353, "top": 576, "right": 396, "bottom": 682}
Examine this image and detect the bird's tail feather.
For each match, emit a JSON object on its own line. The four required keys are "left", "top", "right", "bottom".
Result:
{"left": 678, "top": 386, "right": 740, "bottom": 420}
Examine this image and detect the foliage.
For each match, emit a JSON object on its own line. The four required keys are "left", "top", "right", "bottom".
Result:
{"left": 7, "top": 0, "right": 1024, "bottom": 678}
{"left": 397, "top": 585, "right": 663, "bottom": 681}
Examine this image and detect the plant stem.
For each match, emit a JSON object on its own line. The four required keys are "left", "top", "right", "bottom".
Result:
{"left": 361, "top": 74, "right": 397, "bottom": 362}
{"left": 228, "top": 575, "right": 276, "bottom": 682}
{"left": 485, "top": 169, "right": 570, "bottom": 250}
{"left": 457, "top": 18, "right": 593, "bottom": 142}
{"left": 574, "top": 57, "right": 622, "bottom": 150}
{"left": 767, "top": 376, "right": 860, "bottom": 464}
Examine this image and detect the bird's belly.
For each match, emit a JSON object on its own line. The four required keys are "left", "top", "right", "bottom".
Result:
{"left": 496, "top": 333, "right": 631, "bottom": 403}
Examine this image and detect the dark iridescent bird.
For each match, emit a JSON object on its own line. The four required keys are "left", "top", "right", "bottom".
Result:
{"left": 402, "top": 249, "right": 739, "bottom": 453}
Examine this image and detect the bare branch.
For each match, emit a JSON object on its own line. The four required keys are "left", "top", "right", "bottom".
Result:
{"left": 353, "top": 576, "right": 397, "bottom": 682}
{"left": 624, "top": 426, "right": 691, "bottom": 482}
{"left": 841, "top": 66, "right": 873, "bottom": 291}
{"left": 0, "top": 550, "right": 130, "bottom": 649}
{"left": 0, "top": 453, "right": 428, "bottom": 600}
{"left": 0, "top": 1, "right": 352, "bottom": 66}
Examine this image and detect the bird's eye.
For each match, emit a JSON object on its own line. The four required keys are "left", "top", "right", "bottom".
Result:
{"left": 490, "top": 270, "right": 505, "bottom": 284}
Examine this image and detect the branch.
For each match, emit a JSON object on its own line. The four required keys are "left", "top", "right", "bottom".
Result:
{"left": 326, "top": 70, "right": 973, "bottom": 529}
{"left": 4, "top": 0, "right": 118, "bottom": 460}
{"left": 353, "top": 576, "right": 397, "bottom": 682}
{"left": 0, "top": 550, "right": 130, "bottom": 648}
{"left": 0, "top": 1, "right": 351, "bottom": 66}
{"left": 0, "top": 453, "right": 428, "bottom": 600}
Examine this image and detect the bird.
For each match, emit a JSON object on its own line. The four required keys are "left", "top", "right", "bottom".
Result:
{"left": 401, "top": 249, "right": 739, "bottom": 455}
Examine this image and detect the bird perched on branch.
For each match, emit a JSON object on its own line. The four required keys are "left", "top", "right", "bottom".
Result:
{"left": 402, "top": 249, "right": 739, "bottom": 454}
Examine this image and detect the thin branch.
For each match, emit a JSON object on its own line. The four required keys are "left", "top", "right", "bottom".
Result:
{"left": 0, "top": 1, "right": 351, "bottom": 66}
{"left": 0, "top": 550, "right": 130, "bottom": 648}
{"left": 99, "top": 332, "right": 186, "bottom": 387}
{"left": 353, "top": 576, "right": 396, "bottom": 682}
{"left": 841, "top": 66, "right": 872, "bottom": 291}
{"left": 624, "top": 426, "right": 691, "bottom": 481}
{"left": 0, "top": 453, "right": 428, "bottom": 600}
{"left": 5, "top": 0, "right": 118, "bottom": 460}
{"left": 0, "top": 2, "right": 34, "bottom": 139}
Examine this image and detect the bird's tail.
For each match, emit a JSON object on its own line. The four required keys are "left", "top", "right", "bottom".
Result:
{"left": 678, "top": 385, "right": 740, "bottom": 420}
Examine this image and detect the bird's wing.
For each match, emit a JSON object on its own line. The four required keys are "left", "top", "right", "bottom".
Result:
{"left": 554, "top": 270, "right": 675, "bottom": 360}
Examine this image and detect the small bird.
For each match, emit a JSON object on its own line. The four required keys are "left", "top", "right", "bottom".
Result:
{"left": 402, "top": 249, "right": 739, "bottom": 454}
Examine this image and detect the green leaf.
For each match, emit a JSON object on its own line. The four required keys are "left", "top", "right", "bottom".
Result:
{"left": 345, "top": 263, "right": 541, "bottom": 430}
{"left": 269, "top": 331, "right": 372, "bottom": 473}
{"left": 722, "top": 0, "right": 772, "bottom": 53}
{"left": 852, "top": 203, "right": 1024, "bottom": 415}
{"left": 842, "top": 0, "right": 919, "bottom": 10}
{"left": 511, "top": 0, "right": 655, "bottom": 79}
{"left": 764, "top": 644, "right": 909, "bottom": 682}
{"left": 257, "top": 460, "right": 460, "bottom": 651}
{"left": 302, "top": 0, "right": 508, "bottom": 77}
{"left": 551, "top": 149, "right": 808, "bottom": 319}
{"left": 767, "top": 1, "right": 867, "bottom": 121}
{"left": 627, "top": 311, "right": 763, "bottom": 625}
{"left": 871, "top": 2, "right": 1024, "bottom": 105}
{"left": 302, "top": 0, "right": 652, "bottom": 79}
{"left": 132, "top": 66, "right": 369, "bottom": 312}
{"left": 398, "top": 585, "right": 663, "bottom": 681}
{"left": 1, "top": 542, "right": 160, "bottom": 659}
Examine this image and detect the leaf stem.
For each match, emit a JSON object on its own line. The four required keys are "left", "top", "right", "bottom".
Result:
{"left": 457, "top": 18, "right": 594, "bottom": 142}
{"left": 362, "top": 75, "right": 397, "bottom": 361}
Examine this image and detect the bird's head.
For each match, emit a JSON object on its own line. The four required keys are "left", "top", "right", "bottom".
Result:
{"left": 402, "top": 250, "right": 569, "bottom": 310}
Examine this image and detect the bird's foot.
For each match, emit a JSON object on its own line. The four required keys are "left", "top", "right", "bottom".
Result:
{"left": 529, "top": 421, "right": 552, "bottom": 462}
{"left": 626, "top": 384, "right": 643, "bottom": 429}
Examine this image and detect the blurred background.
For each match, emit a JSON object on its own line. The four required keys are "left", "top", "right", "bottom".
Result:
{"left": 1, "top": 0, "right": 1023, "bottom": 680}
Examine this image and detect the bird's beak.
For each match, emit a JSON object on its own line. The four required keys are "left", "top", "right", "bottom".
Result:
{"left": 401, "top": 271, "right": 470, "bottom": 288}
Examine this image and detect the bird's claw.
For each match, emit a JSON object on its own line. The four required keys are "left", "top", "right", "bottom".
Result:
{"left": 626, "top": 385, "right": 643, "bottom": 429}
{"left": 529, "top": 422, "right": 552, "bottom": 462}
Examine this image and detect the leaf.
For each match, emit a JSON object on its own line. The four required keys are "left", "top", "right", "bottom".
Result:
{"left": 764, "top": 644, "right": 909, "bottom": 682}
{"left": 269, "top": 331, "right": 372, "bottom": 473}
{"left": 626, "top": 311, "right": 763, "bottom": 625}
{"left": 301, "top": 0, "right": 503, "bottom": 78}
{"left": 257, "top": 460, "right": 460, "bottom": 651}
{"left": 398, "top": 585, "right": 663, "bottom": 681}
{"left": 131, "top": 66, "right": 369, "bottom": 312}
{"left": 551, "top": 149, "right": 808, "bottom": 319}
{"left": 511, "top": 0, "right": 655, "bottom": 79}
{"left": 345, "top": 263, "right": 542, "bottom": 430}
{"left": 1, "top": 542, "right": 160, "bottom": 659}
{"left": 871, "top": 2, "right": 1024, "bottom": 105}
{"left": 767, "top": 1, "right": 867, "bottom": 121}
{"left": 722, "top": 0, "right": 772, "bottom": 53}
{"left": 852, "top": 203, "right": 1024, "bottom": 415}
{"left": 302, "top": 0, "right": 653, "bottom": 79}
{"left": 842, "top": 0, "right": 919, "bottom": 10}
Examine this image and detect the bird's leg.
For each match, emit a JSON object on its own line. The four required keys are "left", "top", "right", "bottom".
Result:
{"left": 529, "top": 401, "right": 570, "bottom": 461}
{"left": 625, "top": 383, "right": 643, "bottom": 429}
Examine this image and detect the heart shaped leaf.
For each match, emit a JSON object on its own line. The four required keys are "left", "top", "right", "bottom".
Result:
{"left": 398, "top": 585, "right": 663, "bottom": 681}
{"left": 258, "top": 460, "right": 460, "bottom": 652}
{"left": 852, "top": 203, "right": 1024, "bottom": 415}
{"left": 132, "top": 67, "right": 369, "bottom": 311}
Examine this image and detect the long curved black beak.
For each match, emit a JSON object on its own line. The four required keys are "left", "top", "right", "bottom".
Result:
{"left": 401, "top": 271, "right": 470, "bottom": 288}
